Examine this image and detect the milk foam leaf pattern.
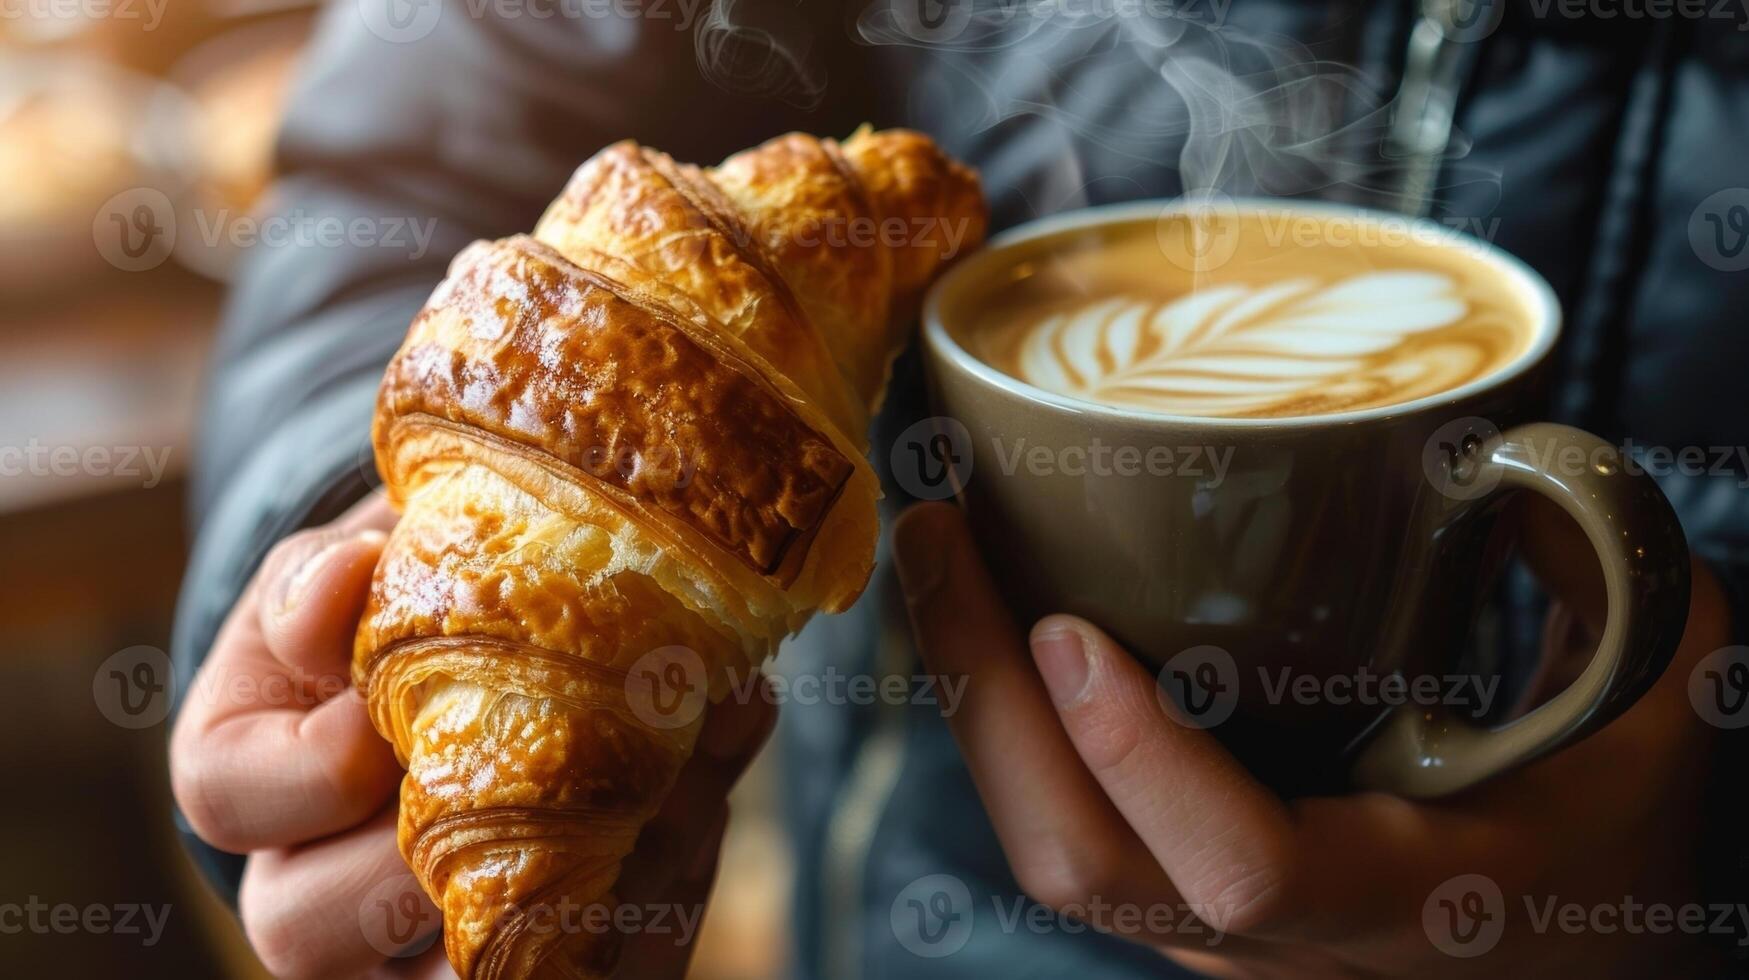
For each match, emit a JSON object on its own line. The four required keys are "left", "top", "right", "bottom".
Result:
{"left": 1014, "top": 271, "right": 1478, "bottom": 418}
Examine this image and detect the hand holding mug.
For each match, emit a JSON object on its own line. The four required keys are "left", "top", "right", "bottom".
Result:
{"left": 894, "top": 501, "right": 1731, "bottom": 976}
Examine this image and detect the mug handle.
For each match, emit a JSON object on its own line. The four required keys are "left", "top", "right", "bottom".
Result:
{"left": 1351, "top": 422, "right": 1690, "bottom": 798}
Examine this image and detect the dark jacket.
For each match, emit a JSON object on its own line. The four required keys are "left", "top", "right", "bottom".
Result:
{"left": 172, "top": 2, "right": 1749, "bottom": 976}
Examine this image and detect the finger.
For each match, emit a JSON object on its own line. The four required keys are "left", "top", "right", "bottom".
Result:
{"left": 1029, "top": 615, "right": 1299, "bottom": 938}
{"left": 173, "top": 524, "right": 400, "bottom": 851}
{"left": 695, "top": 675, "right": 778, "bottom": 776}
{"left": 256, "top": 527, "right": 389, "bottom": 680}
{"left": 333, "top": 493, "right": 399, "bottom": 535}
{"left": 628, "top": 683, "right": 776, "bottom": 898}
{"left": 892, "top": 504, "right": 1188, "bottom": 934}
{"left": 171, "top": 685, "right": 402, "bottom": 853}
{"left": 241, "top": 807, "right": 442, "bottom": 980}
{"left": 614, "top": 806, "right": 727, "bottom": 980}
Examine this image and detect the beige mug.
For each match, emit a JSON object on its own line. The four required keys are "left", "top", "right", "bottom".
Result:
{"left": 916, "top": 200, "right": 1691, "bottom": 798}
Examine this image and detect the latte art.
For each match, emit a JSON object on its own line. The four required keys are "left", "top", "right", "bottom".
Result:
{"left": 1006, "top": 272, "right": 1501, "bottom": 417}
{"left": 954, "top": 208, "right": 1540, "bottom": 419}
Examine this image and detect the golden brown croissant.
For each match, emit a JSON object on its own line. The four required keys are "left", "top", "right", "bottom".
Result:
{"left": 352, "top": 128, "right": 984, "bottom": 979}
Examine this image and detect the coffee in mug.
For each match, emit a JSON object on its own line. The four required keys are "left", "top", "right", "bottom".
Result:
{"left": 920, "top": 199, "right": 1690, "bottom": 797}
{"left": 967, "top": 208, "right": 1536, "bottom": 419}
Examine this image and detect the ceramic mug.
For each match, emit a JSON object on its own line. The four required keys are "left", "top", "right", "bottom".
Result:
{"left": 918, "top": 200, "right": 1690, "bottom": 797}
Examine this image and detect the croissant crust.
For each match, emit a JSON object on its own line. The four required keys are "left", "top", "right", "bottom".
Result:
{"left": 354, "top": 127, "right": 984, "bottom": 979}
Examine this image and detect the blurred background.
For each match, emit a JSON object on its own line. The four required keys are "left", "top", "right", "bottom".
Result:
{"left": 0, "top": 3, "right": 789, "bottom": 976}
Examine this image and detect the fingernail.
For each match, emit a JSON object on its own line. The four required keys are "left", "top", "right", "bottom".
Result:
{"left": 271, "top": 531, "right": 383, "bottom": 619}
{"left": 266, "top": 541, "right": 335, "bottom": 619}
{"left": 893, "top": 507, "right": 950, "bottom": 605}
{"left": 1032, "top": 627, "right": 1089, "bottom": 707}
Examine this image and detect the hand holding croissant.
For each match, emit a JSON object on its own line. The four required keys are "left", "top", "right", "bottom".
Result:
{"left": 352, "top": 128, "right": 985, "bottom": 979}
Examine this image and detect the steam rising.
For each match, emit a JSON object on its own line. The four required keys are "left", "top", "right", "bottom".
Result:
{"left": 694, "top": 0, "right": 829, "bottom": 109}
{"left": 692, "top": 0, "right": 1496, "bottom": 216}
{"left": 874, "top": 3, "right": 1499, "bottom": 212}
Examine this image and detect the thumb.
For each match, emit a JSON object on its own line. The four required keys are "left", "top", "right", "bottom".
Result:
{"left": 257, "top": 527, "right": 389, "bottom": 681}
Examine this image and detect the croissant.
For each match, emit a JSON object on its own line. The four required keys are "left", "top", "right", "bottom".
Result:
{"left": 352, "top": 128, "right": 985, "bottom": 979}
